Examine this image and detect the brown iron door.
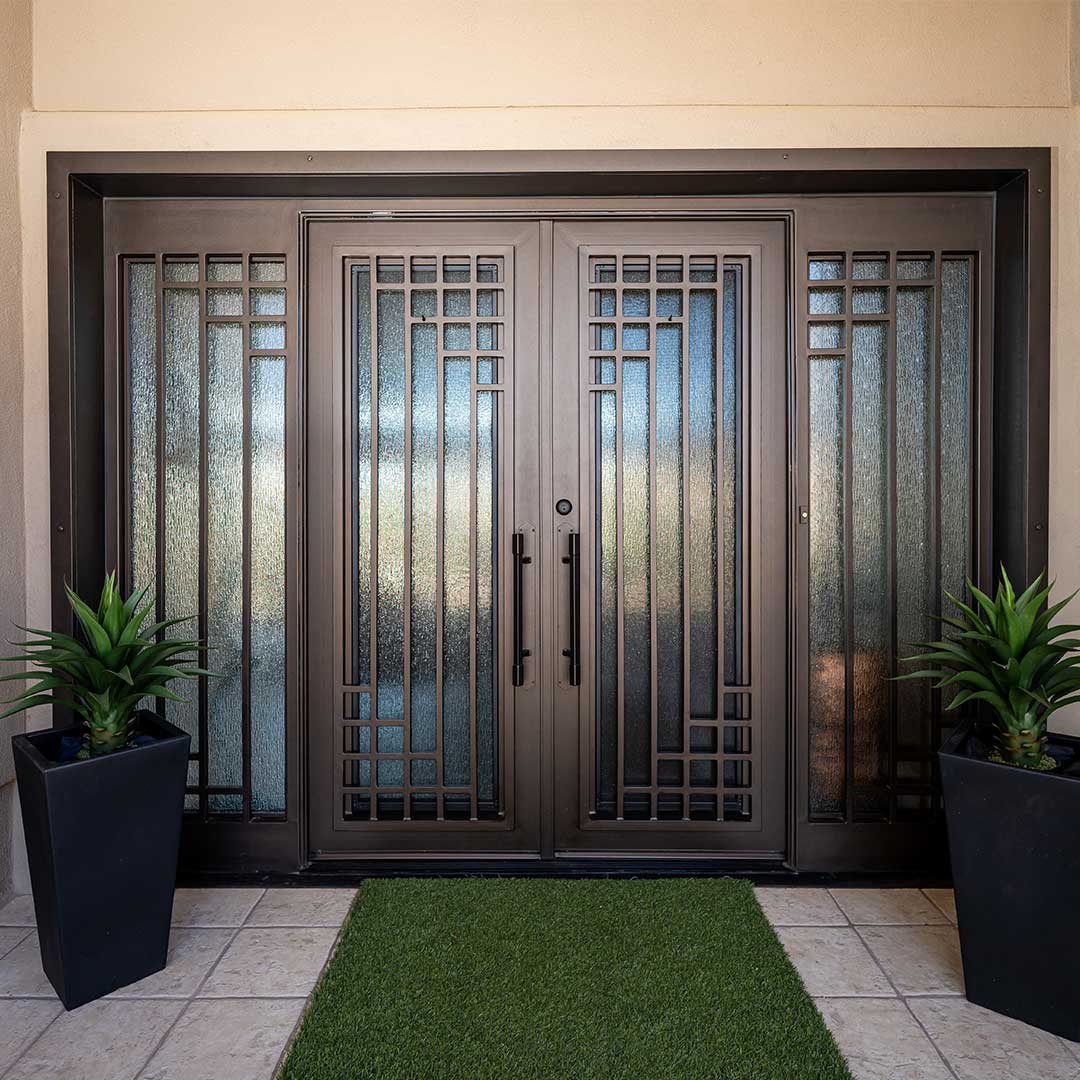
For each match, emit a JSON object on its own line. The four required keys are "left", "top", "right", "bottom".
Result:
{"left": 550, "top": 221, "right": 789, "bottom": 857}
{"left": 307, "top": 221, "right": 542, "bottom": 856}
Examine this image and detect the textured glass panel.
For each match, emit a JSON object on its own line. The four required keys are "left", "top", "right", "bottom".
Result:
{"left": 689, "top": 257, "right": 717, "bottom": 282}
{"left": 851, "top": 323, "right": 890, "bottom": 818}
{"left": 207, "top": 323, "right": 244, "bottom": 792}
{"left": 656, "top": 325, "right": 683, "bottom": 752}
{"left": 207, "top": 289, "right": 242, "bottom": 316}
{"left": 723, "top": 268, "right": 745, "bottom": 686}
{"left": 377, "top": 759, "right": 404, "bottom": 786}
{"left": 622, "top": 257, "right": 649, "bottom": 283}
{"left": 411, "top": 290, "right": 436, "bottom": 318}
{"left": 809, "top": 258, "right": 845, "bottom": 281}
{"left": 127, "top": 263, "right": 157, "bottom": 597}
{"left": 852, "top": 287, "right": 888, "bottom": 315}
{"left": 443, "top": 358, "right": 472, "bottom": 786}
{"left": 444, "top": 323, "right": 471, "bottom": 351}
{"left": 476, "top": 358, "right": 497, "bottom": 384}
{"left": 809, "top": 357, "right": 846, "bottom": 818}
{"left": 251, "top": 322, "right": 285, "bottom": 350}
{"left": 852, "top": 257, "right": 888, "bottom": 280}
{"left": 622, "top": 290, "right": 649, "bottom": 316}
{"left": 250, "top": 358, "right": 286, "bottom": 814}
{"left": 410, "top": 322, "right": 438, "bottom": 753}
{"left": 593, "top": 324, "right": 616, "bottom": 350}
{"left": 376, "top": 258, "right": 405, "bottom": 284}
{"left": 444, "top": 290, "right": 471, "bottom": 317}
{"left": 477, "top": 324, "right": 499, "bottom": 351}
{"left": 591, "top": 257, "right": 617, "bottom": 283}
{"left": 477, "top": 290, "right": 501, "bottom": 317}
{"left": 623, "top": 324, "right": 649, "bottom": 351}
{"left": 249, "top": 259, "right": 286, "bottom": 282}
{"left": 896, "top": 287, "right": 935, "bottom": 747}
{"left": 809, "top": 322, "right": 844, "bottom": 350}
{"left": 250, "top": 288, "right": 286, "bottom": 316}
{"left": 897, "top": 257, "right": 933, "bottom": 279}
{"left": 377, "top": 726, "right": 404, "bottom": 753}
{"left": 477, "top": 389, "right": 498, "bottom": 803}
{"left": 657, "top": 257, "right": 683, "bottom": 282}
{"left": 477, "top": 257, "right": 502, "bottom": 283}
{"left": 411, "top": 257, "right": 436, "bottom": 284}
{"left": 594, "top": 358, "right": 616, "bottom": 384}
{"left": 940, "top": 260, "right": 972, "bottom": 707}
{"left": 809, "top": 288, "right": 844, "bottom": 315}
{"left": 163, "top": 288, "right": 201, "bottom": 751}
{"left": 622, "top": 359, "right": 651, "bottom": 785}
{"left": 164, "top": 259, "right": 198, "bottom": 282}
{"left": 656, "top": 290, "right": 682, "bottom": 318}
{"left": 347, "top": 760, "right": 372, "bottom": 787}
{"left": 443, "top": 256, "right": 470, "bottom": 283}
{"left": 207, "top": 257, "right": 242, "bottom": 282}
{"left": 411, "top": 758, "right": 437, "bottom": 785}
{"left": 345, "top": 725, "right": 371, "bottom": 753}
{"left": 592, "top": 290, "right": 616, "bottom": 317}
{"left": 688, "top": 289, "right": 718, "bottom": 718}
{"left": 351, "top": 265, "right": 372, "bottom": 685}
{"left": 376, "top": 290, "right": 406, "bottom": 722}
{"left": 595, "top": 389, "right": 618, "bottom": 811}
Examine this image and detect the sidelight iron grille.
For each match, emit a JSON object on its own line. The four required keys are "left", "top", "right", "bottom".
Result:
{"left": 587, "top": 252, "right": 755, "bottom": 824}
{"left": 341, "top": 253, "right": 508, "bottom": 823}
{"left": 807, "top": 251, "right": 974, "bottom": 823}
{"left": 125, "top": 254, "right": 288, "bottom": 819}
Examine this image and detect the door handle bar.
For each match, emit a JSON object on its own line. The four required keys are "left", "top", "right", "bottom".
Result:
{"left": 562, "top": 530, "right": 581, "bottom": 687}
{"left": 512, "top": 531, "right": 532, "bottom": 687}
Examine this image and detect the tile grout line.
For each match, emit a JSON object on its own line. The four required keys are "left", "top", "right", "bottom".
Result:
{"left": 0, "top": 928, "right": 32, "bottom": 964}
{"left": 849, "top": 923, "right": 962, "bottom": 1080}
{"left": 919, "top": 887, "right": 958, "bottom": 925}
{"left": 0, "top": 1002, "right": 64, "bottom": 1080}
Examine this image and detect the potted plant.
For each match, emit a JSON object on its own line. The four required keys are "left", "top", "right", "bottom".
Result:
{"left": 2, "top": 573, "right": 211, "bottom": 1010}
{"left": 901, "top": 568, "right": 1080, "bottom": 1039}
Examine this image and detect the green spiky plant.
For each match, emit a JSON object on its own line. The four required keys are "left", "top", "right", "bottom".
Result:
{"left": 0, "top": 573, "right": 212, "bottom": 758}
{"left": 900, "top": 567, "right": 1080, "bottom": 771}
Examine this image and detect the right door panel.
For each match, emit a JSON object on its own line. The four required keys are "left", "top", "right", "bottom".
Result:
{"left": 551, "top": 221, "right": 789, "bottom": 856}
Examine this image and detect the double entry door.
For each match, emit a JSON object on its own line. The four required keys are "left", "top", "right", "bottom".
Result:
{"left": 307, "top": 217, "right": 788, "bottom": 860}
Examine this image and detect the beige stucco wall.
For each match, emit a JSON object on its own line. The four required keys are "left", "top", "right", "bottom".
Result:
{"left": 5, "top": 2, "right": 1080, "bottom": 891}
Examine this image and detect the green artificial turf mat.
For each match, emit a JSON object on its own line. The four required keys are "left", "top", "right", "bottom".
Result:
{"left": 280, "top": 878, "right": 850, "bottom": 1080}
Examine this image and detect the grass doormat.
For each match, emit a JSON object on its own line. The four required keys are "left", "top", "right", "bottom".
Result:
{"left": 280, "top": 878, "right": 850, "bottom": 1080}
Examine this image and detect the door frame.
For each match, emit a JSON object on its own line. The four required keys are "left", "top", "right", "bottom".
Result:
{"left": 46, "top": 149, "right": 1050, "bottom": 874}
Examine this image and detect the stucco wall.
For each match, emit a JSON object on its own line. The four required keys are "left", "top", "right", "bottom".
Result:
{"left": 6, "top": 1, "right": 1080, "bottom": 889}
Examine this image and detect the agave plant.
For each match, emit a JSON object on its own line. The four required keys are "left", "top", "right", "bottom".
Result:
{"left": 900, "top": 568, "right": 1080, "bottom": 770}
{"left": 0, "top": 573, "right": 211, "bottom": 757}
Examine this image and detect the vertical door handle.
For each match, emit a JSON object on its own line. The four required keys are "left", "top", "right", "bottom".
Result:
{"left": 512, "top": 532, "right": 532, "bottom": 687}
{"left": 561, "top": 530, "right": 581, "bottom": 687}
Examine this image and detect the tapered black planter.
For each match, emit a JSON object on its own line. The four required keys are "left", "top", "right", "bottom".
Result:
{"left": 12, "top": 711, "right": 189, "bottom": 1010}
{"left": 939, "top": 719, "right": 1080, "bottom": 1040}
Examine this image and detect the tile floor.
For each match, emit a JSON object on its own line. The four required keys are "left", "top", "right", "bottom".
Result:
{"left": 0, "top": 885, "right": 1077, "bottom": 1079}
{"left": 758, "top": 886, "right": 1080, "bottom": 1080}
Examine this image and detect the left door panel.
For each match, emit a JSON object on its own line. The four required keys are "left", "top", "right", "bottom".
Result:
{"left": 306, "top": 221, "right": 542, "bottom": 856}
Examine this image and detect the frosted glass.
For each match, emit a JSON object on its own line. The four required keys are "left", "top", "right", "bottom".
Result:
{"left": 164, "top": 259, "right": 198, "bottom": 282}
{"left": 622, "top": 290, "right": 649, "bottom": 316}
{"left": 444, "top": 323, "right": 471, "bottom": 351}
{"left": 443, "top": 290, "right": 471, "bottom": 317}
{"left": 477, "top": 324, "right": 499, "bottom": 351}
{"left": 411, "top": 291, "right": 436, "bottom": 318}
{"left": 809, "top": 258, "right": 845, "bottom": 281}
{"left": 809, "top": 322, "right": 844, "bottom": 350}
{"left": 477, "top": 389, "right": 498, "bottom": 803}
{"left": 723, "top": 268, "right": 745, "bottom": 686}
{"left": 895, "top": 287, "right": 935, "bottom": 748}
{"left": 351, "top": 265, "right": 372, "bottom": 685}
{"left": 594, "top": 358, "right": 616, "bottom": 384}
{"left": 656, "top": 290, "right": 682, "bottom": 318}
{"left": 207, "top": 258, "right": 242, "bottom": 282}
{"left": 688, "top": 289, "right": 718, "bottom": 719}
{"left": 376, "top": 290, "right": 406, "bottom": 722}
{"left": 851, "top": 323, "right": 890, "bottom": 817}
{"left": 162, "top": 288, "right": 201, "bottom": 751}
{"left": 442, "top": 358, "right": 472, "bottom": 787}
{"left": 655, "top": 324, "right": 683, "bottom": 752}
{"left": 127, "top": 263, "right": 157, "bottom": 598}
{"left": 622, "top": 359, "right": 651, "bottom": 786}
{"left": 377, "top": 759, "right": 404, "bottom": 787}
{"left": 250, "top": 358, "right": 286, "bottom": 814}
{"left": 250, "top": 288, "right": 286, "bottom": 316}
{"left": 207, "top": 289, "right": 242, "bottom": 316}
{"left": 595, "top": 389, "right": 618, "bottom": 810}
{"left": 410, "top": 322, "right": 438, "bottom": 753}
{"left": 206, "top": 322, "right": 244, "bottom": 794}
{"left": 249, "top": 259, "right": 286, "bottom": 282}
{"left": 377, "top": 726, "right": 404, "bottom": 753}
{"left": 623, "top": 324, "right": 649, "bottom": 351}
{"left": 477, "top": 290, "right": 500, "bottom": 317}
{"left": 897, "top": 258, "right": 933, "bottom": 279}
{"left": 852, "top": 258, "right": 887, "bottom": 280}
{"left": 411, "top": 759, "right": 437, "bottom": 786}
{"left": 251, "top": 322, "right": 285, "bottom": 350}
{"left": 852, "top": 287, "right": 888, "bottom": 315}
{"left": 809, "top": 288, "right": 844, "bottom": 315}
{"left": 592, "top": 290, "right": 616, "bottom": 317}
{"left": 809, "top": 357, "right": 845, "bottom": 818}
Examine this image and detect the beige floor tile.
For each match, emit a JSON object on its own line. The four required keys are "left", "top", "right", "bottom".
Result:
{"left": 815, "top": 998, "right": 953, "bottom": 1080}
{"left": 0, "top": 926, "right": 31, "bottom": 960}
{"left": 107, "top": 929, "right": 234, "bottom": 999}
{"left": 245, "top": 887, "right": 356, "bottom": 927}
{"left": 0, "top": 895, "right": 36, "bottom": 927}
{"left": 170, "top": 888, "right": 265, "bottom": 928}
{"left": 755, "top": 887, "right": 847, "bottom": 926}
{"left": 909, "top": 996, "right": 1080, "bottom": 1080}
{"left": 922, "top": 888, "right": 958, "bottom": 924}
{"left": 138, "top": 998, "right": 305, "bottom": 1080}
{"left": 197, "top": 926, "right": 338, "bottom": 998}
{"left": 831, "top": 888, "right": 948, "bottom": 926}
{"left": 0, "top": 935, "right": 56, "bottom": 998}
{"left": 858, "top": 925, "right": 964, "bottom": 995}
{"left": 4, "top": 998, "right": 183, "bottom": 1080}
{"left": 775, "top": 926, "right": 894, "bottom": 997}
{"left": 0, "top": 999, "right": 63, "bottom": 1073}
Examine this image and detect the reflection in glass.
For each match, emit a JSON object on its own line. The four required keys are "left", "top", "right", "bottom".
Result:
{"left": 128, "top": 263, "right": 157, "bottom": 597}
{"left": 595, "top": 389, "right": 618, "bottom": 811}
{"left": 351, "top": 265, "right": 372, "bottom": 685}
{"left": 477, "top": 389, "right": 499, "bottom": 804}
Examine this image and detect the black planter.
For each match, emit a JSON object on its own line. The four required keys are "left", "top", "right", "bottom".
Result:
{"left": 939, "top": 719, "right": 1080, "bottom": 1040}
{"left": 12, "top": 711, "right": 190, "bottom": 1010}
